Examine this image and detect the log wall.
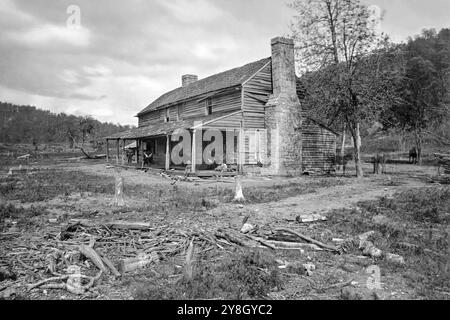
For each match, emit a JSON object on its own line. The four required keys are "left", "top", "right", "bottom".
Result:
{"left": 301, "top": 119, "right": 336, "bottom": 174}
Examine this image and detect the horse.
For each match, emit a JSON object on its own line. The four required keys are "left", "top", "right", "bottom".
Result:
{"left": 409, "top": 148, "right": 418, "bottom": 164}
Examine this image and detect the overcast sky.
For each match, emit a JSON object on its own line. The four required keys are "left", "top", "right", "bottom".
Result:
{"left": 0, "top": 0, "right": 449, "bottom": 125}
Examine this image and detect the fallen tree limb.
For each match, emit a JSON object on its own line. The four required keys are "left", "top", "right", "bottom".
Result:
{"left": 36, "top": 270, "right": 103, "bottom": 295}
{"left": 265, "top": 240, "right": 323, "bottom": 251}
{"left": 275, "top": 228, "right": 338, "bottom": 252}
{"left": 215, "top": 230, "right": 249, "bottom": 247}
{"left": 78, "top": 244, "right": 109, "bottom": 274}
{"left": 245, "top": 235, "right": 276, "bottom": 250}
{"left": 101, "top": 255, "right": 121, "bottom": 277}
{"left": 105, "top": 221, "right": 151, "bottom": 231}
{"left": 28, "top": 275, "right": 69, "bottom": 291}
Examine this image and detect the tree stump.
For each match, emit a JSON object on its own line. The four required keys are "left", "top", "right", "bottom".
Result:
{"left": 114, "top": 175, "right": 125, "bottom": 207}
{"left": 233, "top": 175, "right": 245, "bottom": 202}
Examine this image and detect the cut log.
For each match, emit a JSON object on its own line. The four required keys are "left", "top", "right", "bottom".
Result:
{"left": 105, "top": 221, "right": 151, "bottom": 230}
{"left": 296, "top": 214, "right": 327, "bottom": 223}
{"left": 119, "top": 252, "right": 158, "bottom": 273}
{"left": 78, "top": 245, "right": 109, "bottom": 274}
{"left": 275, "top": 228, "right": 338, "bottom": 252}
{"left": 265, "top": 240, "right": 323, "bottom": 251}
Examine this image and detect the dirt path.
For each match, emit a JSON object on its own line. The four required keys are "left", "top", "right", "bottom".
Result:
{"left": 215, "top": 176, "right": 428, "bottom": 225}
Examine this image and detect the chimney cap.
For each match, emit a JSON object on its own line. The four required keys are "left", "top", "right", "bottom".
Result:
{"left": 182, "top": 74, "right": 198, "bottom": 87}
{"left": 182, "top": 74, "right": 198, "bottom": 79}
{"left": 271, "top": 37, "right": 294, "bottom": 46}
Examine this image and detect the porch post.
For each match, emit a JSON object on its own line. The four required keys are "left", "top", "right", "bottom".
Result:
{"left": 116, "top": 139, "right": 120, "bottom": 164}
{"left": 122, "top": 139, "right": 126, "bottom": 165}
{"left": 165, "top": 134, "right": 170, "bottom": 170}
{"left": 238, "top": 122, "right": 244, "bottom": 173}
{"left": 191, "top": 130, "right": 196, "bottom": 174}
{"left": 106, "top": 139, "right": 109, "bottom": 163}
{"left": 136, "top": 139, "right": 140, "bottom": 164}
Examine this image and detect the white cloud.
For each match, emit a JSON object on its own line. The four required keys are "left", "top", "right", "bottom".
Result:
{"left": 157, "top": 0, "right": 223, "bottom": 23}
{"left": 8, "top": 23, "right": 91, "bottom": 47}
{"left": 60, "top": 69, "right": 81, "bottom": 84}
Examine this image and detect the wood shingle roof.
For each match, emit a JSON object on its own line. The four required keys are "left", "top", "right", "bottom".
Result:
{"left": 137, "top": 57, "right": 271, "bottom": 116}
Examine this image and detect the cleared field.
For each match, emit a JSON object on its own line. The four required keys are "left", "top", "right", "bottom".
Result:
{"left": 0, "top": 146, "right": 448, "bottom": 300}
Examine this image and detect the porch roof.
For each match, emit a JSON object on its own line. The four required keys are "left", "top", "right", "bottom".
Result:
{"left": 105, "top": 110, "right": 241, "bottom": 140}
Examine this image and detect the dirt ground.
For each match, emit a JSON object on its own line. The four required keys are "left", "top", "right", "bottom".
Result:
{"left": 0, "top": 157, "right": 448, "bottom": 300}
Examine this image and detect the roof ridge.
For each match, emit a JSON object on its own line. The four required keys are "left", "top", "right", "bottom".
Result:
{"left": 137, "top": 57, "right": 271, "bottom": 116}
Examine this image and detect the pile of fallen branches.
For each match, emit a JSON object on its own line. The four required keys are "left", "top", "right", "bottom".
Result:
{"left": 0, "top": 213, "right": 344, "bottom": 299}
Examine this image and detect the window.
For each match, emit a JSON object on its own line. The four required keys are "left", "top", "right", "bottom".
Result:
{"left": 164, "top": 108, "right": 170, "bottom": 123}
{"left": 205, "top": 98, "right": 213, "bottom": 115}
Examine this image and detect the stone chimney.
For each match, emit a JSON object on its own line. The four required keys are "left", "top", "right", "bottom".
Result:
{"left": 182, "top": 74, "right": 198, "bottom": 87}
{"left": 263, "top": 37, "right": 303, "bottom": 176}
{"left": 270, "top": 37, "right": 297, "bottom": 97}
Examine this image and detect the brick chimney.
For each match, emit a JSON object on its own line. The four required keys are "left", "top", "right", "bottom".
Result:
{"left": 263, "top": 37, "right": 303, "bottom": 176}
{"left": 182, "top": 74, "right": 198, "bottom": 87}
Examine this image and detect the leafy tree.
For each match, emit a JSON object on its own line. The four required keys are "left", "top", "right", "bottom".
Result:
{"left": 385, "top": 29, "right": 450, "bottom": 164}
{"left": 0, "top": 102, "right": 134, "bottom": 147}
{"left": 290, "top": 0, "right": 395, "bottom": 177}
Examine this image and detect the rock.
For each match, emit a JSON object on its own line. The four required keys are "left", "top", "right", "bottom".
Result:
{"left": 372, "top": 215, "right": 389, "bottom": 225}
{"left": 358, "top": 231, "right": 376, "bottom": 242}
{"left": 341, "top": 286, "right": 381, "bottom": 300}
{"left": 359, "top": 240, "right": 383, "bottom": 258}
{"left": 303, "top": 263, "right": 316, "bottom": 276}
{"left": 385, "top": 253, "right": 405, "bottom": 265}
{"left": 240, "top": 223, "right": 254, "bottom": 234}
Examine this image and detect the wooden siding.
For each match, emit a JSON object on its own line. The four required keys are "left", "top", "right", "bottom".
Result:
{"left": 183, "top": 88, "right": 242, "bottom": 119}
{"left": 301, "top": 119, "right": 336, "bottom": 173}
{"left": 203, "top": 112, "right": 243, "bottom": 129}
{"left": 139, "top": 87, "right": 243, "bottom": 127}
{"left": 242, "top": 62, "right": 272, "bottom": 129}
{"left": 138, "top": 110, "right": 162, "bottom": 127}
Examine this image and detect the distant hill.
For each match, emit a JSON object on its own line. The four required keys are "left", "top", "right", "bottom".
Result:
{"left": 0, "top": 102, "right": 134, "bottom": 147}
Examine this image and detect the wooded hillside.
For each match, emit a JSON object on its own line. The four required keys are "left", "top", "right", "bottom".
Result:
{"left": 0, "top": 102, "right": 134, "bottom": 147}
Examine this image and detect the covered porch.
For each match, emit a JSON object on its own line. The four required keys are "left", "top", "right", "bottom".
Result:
{"left": 104, "top": 112, "right": 257, "bottom": 175}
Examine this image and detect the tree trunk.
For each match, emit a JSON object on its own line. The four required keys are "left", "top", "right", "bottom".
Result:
{"left": 350, "top": 123, "right": 364, "bottom": 178}
{"left": 414, "top": 128, "right": 423, "bottom": 166}
{"left": 340, "top": 124, "right": 346, "bottom": 171}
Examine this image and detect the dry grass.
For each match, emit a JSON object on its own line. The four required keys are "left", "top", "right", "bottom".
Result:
{"left": 327, "top": 187, "right": 450, "bottom": 299}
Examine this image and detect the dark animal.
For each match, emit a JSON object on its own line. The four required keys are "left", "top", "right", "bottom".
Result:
{"left": 409, "top": 148, "right": 418, "bottom": 164}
